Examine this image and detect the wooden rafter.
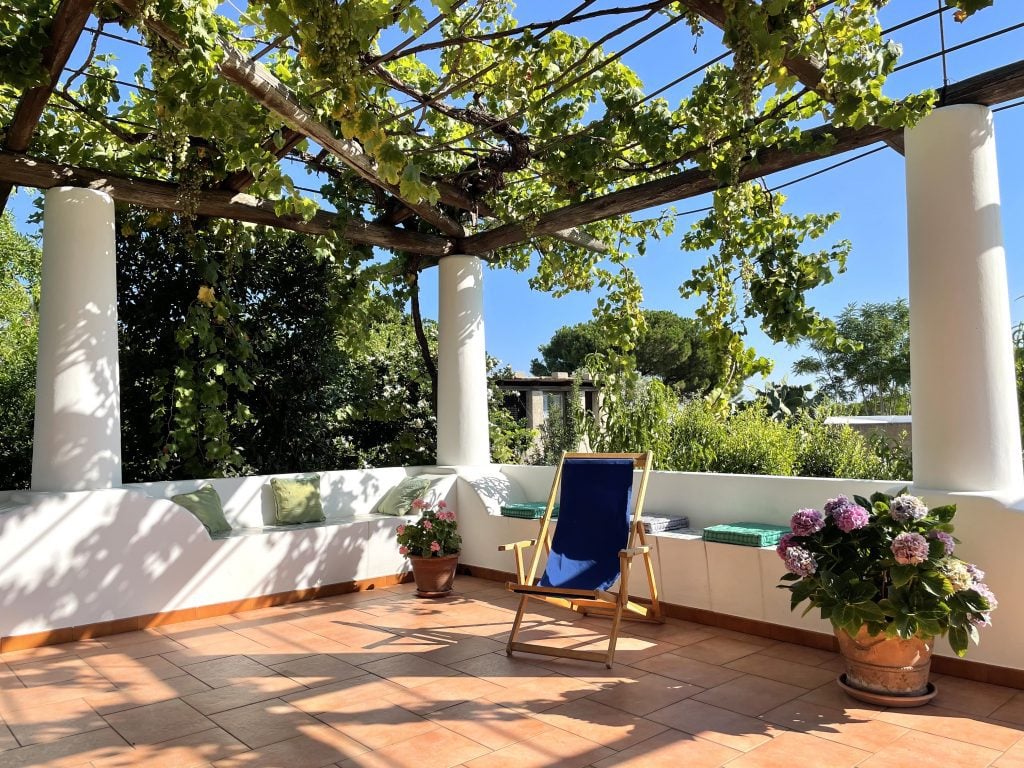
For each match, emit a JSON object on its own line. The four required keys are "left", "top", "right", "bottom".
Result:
{"left": 679, "top": 0, "right": 906, "bottom": 154}
{"left": 0, "top": 0, "right": 95, "bottom": 213}
{"left": 458, "top": 60, "right": 1024, "bottom": 256}
{"left": 0, "top": 151, "right": 453, "bottom": 256}
{"left": 111, "top": 0, "right": 467, "bottom": 238}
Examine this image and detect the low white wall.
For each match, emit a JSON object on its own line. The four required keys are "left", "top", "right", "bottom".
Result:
{"left": 0, "top": 467, "right": 455, "bottom": 638}
{"left": 460, "top": 466, "right": 1024, "bottom": 671}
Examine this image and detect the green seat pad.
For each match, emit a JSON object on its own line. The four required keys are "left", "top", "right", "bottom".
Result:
{"left": 172, "top": 484, "right": 231, "bottom": 536}
{"left": 500, "top": 502, "right": 559, "bottom": 520}
{"left": 376, "top": 476, "right": 432, "bottom": 516}
{"left": 702, "top": 522, "right": 791, "bottom": 547}
{"left": 270, "top": 475, "right": 325, "bottom": 525}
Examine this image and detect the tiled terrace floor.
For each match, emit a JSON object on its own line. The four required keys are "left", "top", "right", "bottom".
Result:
{"left": 2, "top": 578, "right": 1024, "bottom": 768}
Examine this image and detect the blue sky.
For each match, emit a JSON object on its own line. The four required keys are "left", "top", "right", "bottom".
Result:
{"left": 7, "top": 1, "right": 1024, "bottom": 388}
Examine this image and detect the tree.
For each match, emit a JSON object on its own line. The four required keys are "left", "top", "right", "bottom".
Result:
{"left": 0, "top": 213, "right": 40, "bottom": 489}
{"left": 793, "top": 300, "right": 911, "bottom": 414}
{"left": 531, "top": 309, "right": 746, "bottom": 396}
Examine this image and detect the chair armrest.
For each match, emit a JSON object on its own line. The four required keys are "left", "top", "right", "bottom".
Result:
{"left": 498, "top": 539, "right": 537, "bottom": 551}
{"left": 620, "top": 546, "right": 651, "bottom": 558}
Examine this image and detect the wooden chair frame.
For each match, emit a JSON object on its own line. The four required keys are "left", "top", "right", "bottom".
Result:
{"left": 499, "top": 451, "right": 662, "bottom": 668}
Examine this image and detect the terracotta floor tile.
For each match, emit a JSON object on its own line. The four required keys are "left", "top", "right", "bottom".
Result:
{"left": 994, "top": 738, "right": 1024, "bottom": 767}
{"left": 357, "top": 653, "right": 459, "bottom": 688}
{"left": 797, "top": 681, "right": 884, "bottom": 719}
{"left": 426, "top": 700, "right": 551, "bottom": 750}
{"left": 693, "top": 674, "right": 805, "bottom": 717}
{"left": 591, "top": 728, "right": 742, "bottom": 768}
{"left": 316, "top": 698, "right": 439, "bottom": 749}
{"left": 80, "top": 637, "right": 187, "bottom": 661}
{"left": 632, "top": 651, "right": 746, "bottom": 689}
{"left": 761, "top": 698, "right": 908, "bottom": 751}
{"left": 723, "top": 730, "right": 869, "bottom": 767}
{"left": 92, "top": 656, "right": 190, "bottom": 687}
{"left": 857, "top": 729, "right": 1002, "bottom": 768}
{"left": 183, "top": 675, "right": 307, "bottom": 715}
{"left": 421, "top": 637, "right": 506, "bottom": 666}
{"left": 91, "top": 727, "right": 248, "bottom": 768}
{"left": 340, "top": 725, "right": 491, "bottom": 768}
{"left": 533, "top": 697, "right": 667, "bottom": 750}
{"left": 0, "top": 726, "right": 129, "bottom": 768}
{"left": 160, "top": 648, "right": 234, "bottom": 668}
{"left": 4, "top": 696, "right": 107, "bottom": 745}
{"left": 0, "top": 723, "right": 15, "bottom": 752}
{"left": 282, "top": 674, "right": 403, "bottom": 715}
{"left": 97, "top": 630, "right": 166, "bottom": 648}
{"left": 183, "top": 656, "right": 276, "bottom": 689}
{"left": 85, "top": 674, "right": 212, "bottom": 716}
{"left": 0, "top": 643, "right": 92, "bottom": 665}
{"left": 647, "top": 699, "right": 783, "bottom": 752}
{"left": 0, "top": 665, "right": 22, "bottom": 693}
{"left": 211, "top": 723, "right": 368, "bottom": 767}
{"left": 0, "top": 679, "right": 117, "bottom": 719}
{"left": 586, "top": 672, "right": 703, "bottom": 716}
{"left": 461, "top": 728, "right": 612, "bottom": 768}
{"left": 756, "top": 642, "right": 838, "bottom": 667}
{"left": 484, "top": 673, "right": 600, "bottom": 714}
{"left": 449, "top": 652, "right": 556, "bottom": 687}
{"left": 725, "top": 653, "right": 836, "bottom": 689}
{"left": 105, "top": 698, "right": 215, "bottom": 746}
{"left": 625, "top": 620, "right": 718, "bottom": 648}
{"left": 210, "top": 699, "right": 321, "bottom": 749}
{"left": 10, "top": 656, "right": 105, "bottom": 688}
{"left": 929, "top": 675, "right": 1018, "bottom": 717}
{"left": 992, "top": 692, "right": 1024, "bottom": 726}
{"left": 384, "top": 674, "right": 505, "bottom": 715}
{"left": 875, "top": 704, "right": 1024, "bottom": 750}
{"left": 673, "top": 636, "right": 767, "bottom": 666}
{"left": 268, "top": 655, "right": 363, "bottom": 688}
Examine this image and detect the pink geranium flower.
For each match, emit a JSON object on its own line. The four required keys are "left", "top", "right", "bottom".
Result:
{"left": 423, "top": 520, "right": 433, "bottom": 530}
{"left": 411, "top": 498, "right": 427, "bottom": 510}
{"left": 430, "top": 541, "right": 441, "bottom": 552}
{"left": 396, "top": 525, "right": 405, "bottom": 535}
{"left": 399, "top": 545, "right": 408, "bottom": 555}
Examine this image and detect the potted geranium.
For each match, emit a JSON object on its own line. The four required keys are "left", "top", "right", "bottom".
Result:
{"left": 397, "top": 499, "right": 462, "bottom": 597}
{"left": 777, "top": 490, "right": 996, "bottom": 706}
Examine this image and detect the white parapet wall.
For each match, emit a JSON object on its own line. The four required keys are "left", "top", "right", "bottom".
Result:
{"left": 457, "top": 466, "right": 1024, "bottom": 671}
{"left": 2, "top": 465, "right": 1023, "bottom": 672}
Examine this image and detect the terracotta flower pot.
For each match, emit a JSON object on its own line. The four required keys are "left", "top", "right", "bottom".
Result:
{"left": 835, "top": 626, "right": 935, "bottom": 707}
{"left": 408, "top": 554, "right": 459, "bottom": 597}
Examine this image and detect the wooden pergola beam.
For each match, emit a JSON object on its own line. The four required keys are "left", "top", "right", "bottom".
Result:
{"left": 112, "top": 0, "right": 466, "bottom": 238}
{"left": 459, "top": 60, "right": 1024, "bottom": 256}
{"left": 0, "top": 151, "right": 454, "bottom": 257}
{"left": 0, "top": 0, "right": 95, "bottom": 213}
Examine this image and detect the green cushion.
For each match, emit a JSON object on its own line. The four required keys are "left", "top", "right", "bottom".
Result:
{"left": 702, "top": 522, "right": 791, "bottom": 547}
{"left": 500, "top": 502, "right": 559, "bottom": 520}
{"left": 172, "top": 485, "right": 231, "bottom": 535}
{"left": 377, "top": 476, "right": 432, "bottom": 516}
{"left": 270, "top": 475, "right": 325, "bottom": 525}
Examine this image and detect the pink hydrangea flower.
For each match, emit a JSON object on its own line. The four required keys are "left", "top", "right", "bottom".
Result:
{"left": 398, "top": 545, "right": 409, "bottom": 555}
{"left": 783, "top": 546, "right": 817, "bottom": 577}
{"left": 430, "top": 541, "right": 441, "bottom": 552}
{"left": 423, "top": 519, "right": 433, "bottom": 531}
{"left": 890, "top": 494, "right": 927, "bottom": 523}
{"left": 790, "top": 508, "right": 825, "bottom": 536}
{"left": 833, "top": 503, "right": 870, "bottom": 533}
{"left": 776, "top": 533, "right": 795, "bottom": 559}
{"left": 930, "top": 531, "right": 955, "bottom": 555}
{"left": 823, "top": 495, "right": 850, "bottom": 516}
{"left": 892, "top": 532, "right": 929, "bottom": 565}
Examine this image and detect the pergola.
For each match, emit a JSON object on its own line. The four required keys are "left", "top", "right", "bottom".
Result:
{"left": 2, "top": 0, "right": 1024, "bottom": 675}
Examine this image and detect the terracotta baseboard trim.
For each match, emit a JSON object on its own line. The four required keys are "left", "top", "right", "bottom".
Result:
{"left": 457, "top": 564, "right": 1024, "bottom": 690}
{"left": 0, "top": 571, "right": 413, "bottom": 654}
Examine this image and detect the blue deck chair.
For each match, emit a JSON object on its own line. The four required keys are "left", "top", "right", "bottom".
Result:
{"left": 499, "top": 452, "right": 661, "bottom": 668}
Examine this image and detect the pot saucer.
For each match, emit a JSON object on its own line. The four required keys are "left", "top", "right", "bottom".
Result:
{"left": 415, "top": 588, "right": 455, "bottom": 599}
{"left": 837, "top": 674, "right": 937, "bottom": 708}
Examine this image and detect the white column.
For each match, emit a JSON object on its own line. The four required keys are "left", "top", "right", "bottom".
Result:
{"left": 436, "top": 254, "right": 490, "bottom": 465}
{"left": 32, "top": 187, "right": 122, "bottom": 491}
{"left": 906, "top": 104, "right": 1023, "bottom": 492}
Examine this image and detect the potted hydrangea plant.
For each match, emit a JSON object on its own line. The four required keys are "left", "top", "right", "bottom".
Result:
{"left": 778, "top": 491, "right": 996, "bottom": 706}
{"left": 397, "top": 499, "right": 462, "bottom": 597}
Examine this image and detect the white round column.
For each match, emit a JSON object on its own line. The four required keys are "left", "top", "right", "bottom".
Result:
{"left": 906, "top": 104, "right": 1023, "bottom": 492}
{"left": 32, "top": 187, "right": 122, "bottom": 491}
{"left": 436, "top": 254, "right": 491, "bottom": 465}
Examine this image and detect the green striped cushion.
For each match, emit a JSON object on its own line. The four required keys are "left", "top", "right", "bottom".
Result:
{"left": 702, "top": 522, "right": 791, "bottom": 547}
{"left": 500, "top": 502, "right": 559, "bottom": 519}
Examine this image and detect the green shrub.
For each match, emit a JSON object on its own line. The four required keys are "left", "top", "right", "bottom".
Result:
{"left": 794, "top": 417, "right": 880, "bottom": 479}
{"left": 666, "top": 398, "right": 726, "bottom": 472}
{"left": 711, "top": 407, "right": 797, "bottom": 476}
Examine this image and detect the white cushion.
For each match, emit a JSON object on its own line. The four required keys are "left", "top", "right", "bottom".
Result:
{"left": 464, "top": 472, "right": 526, "bottom": 516}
